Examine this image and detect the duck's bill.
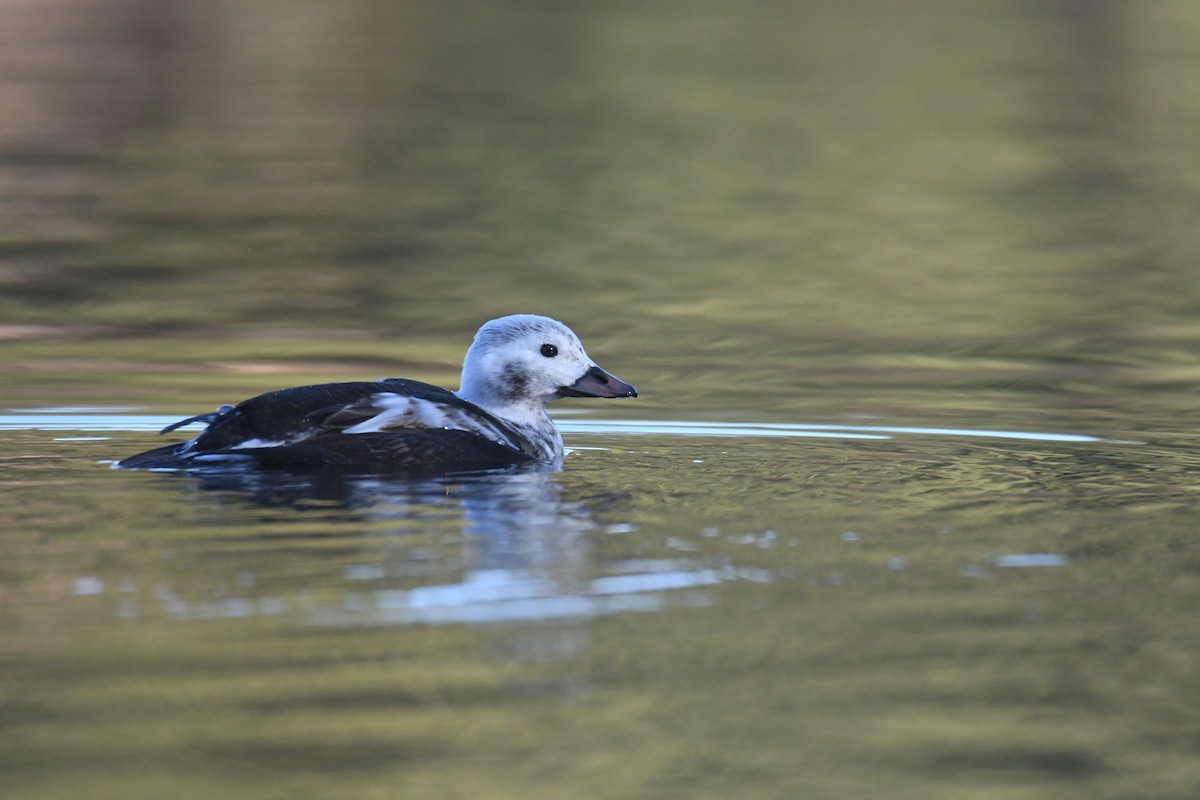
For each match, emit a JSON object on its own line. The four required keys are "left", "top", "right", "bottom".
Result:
{"left": 557, "top": 365, "right": 638, "bottom": 398}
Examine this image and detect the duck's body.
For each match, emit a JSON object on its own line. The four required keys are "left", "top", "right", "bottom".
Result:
{"left": 118, "top": 315, "right": 636, "bottom": 473}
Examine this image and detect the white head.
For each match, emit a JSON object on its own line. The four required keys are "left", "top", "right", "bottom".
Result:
{"left": 456, "top": 315, "right": 636, "bottom": 424}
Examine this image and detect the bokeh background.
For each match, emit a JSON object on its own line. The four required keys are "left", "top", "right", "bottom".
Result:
{"left": 4, "top": 2, "right": 1200, "bottom": 799}
{"left": 4, "top": 0, "right": 1199, "bottom": 413}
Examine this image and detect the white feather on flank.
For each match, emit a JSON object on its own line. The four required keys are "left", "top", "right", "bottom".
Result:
{"left": 230, "top": 438, "right": 288, "bottom": 450}
{"left": 343, "top": 395, "right": 518, "bottom": 449}
{"left": 340, "top": 395, "right": 414, "bottom": 434}
{"left": 191, "top": 453, "right": 255, "bottom": 463}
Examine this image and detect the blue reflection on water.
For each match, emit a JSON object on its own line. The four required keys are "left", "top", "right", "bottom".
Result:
{"left": 565, "top": 419, "right": 1102, "bottom": 443}
{"left": 1, "top": 412, "right": 1107, "bottom": 444}
{"left": 312, "top": 567, "right": 725, "bottom": 627}
{"left": 2, "top": 413, "right": 177, "bottom": 431}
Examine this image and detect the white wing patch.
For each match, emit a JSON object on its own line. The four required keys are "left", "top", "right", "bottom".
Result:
{"left": 230, "top": 438, "right": 289, "bottom": 450}
{"left": 341, "top": 394, "right": 518, "bottom": 449}
{"left": 190, "top": 453, "right": 256, "bottom": 463}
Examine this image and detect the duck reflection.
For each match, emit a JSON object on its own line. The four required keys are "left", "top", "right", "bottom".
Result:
{"left": 154, "top": 463, "right": 718, "bottom": 631}
{"left": 174, "top": 461, "right": 592, "bottom": 572}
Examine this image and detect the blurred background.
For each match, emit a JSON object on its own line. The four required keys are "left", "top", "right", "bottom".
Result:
{"left": 3, "top": 0, "right": 1198, "bottom": 416}
{"left": 4, "top": 2, "right": 1200, "bottom": 799}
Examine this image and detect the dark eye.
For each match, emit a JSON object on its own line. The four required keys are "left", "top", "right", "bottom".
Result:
{"left": 540, "top": 343, "right": 558, "bottom": 358}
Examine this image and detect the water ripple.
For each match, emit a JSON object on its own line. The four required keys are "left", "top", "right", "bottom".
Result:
{"left": 1, "top": 412, "right": 1108, "bottom": 445}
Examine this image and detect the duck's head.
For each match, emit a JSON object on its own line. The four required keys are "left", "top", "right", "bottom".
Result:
{"left": 457, "top": 314, "right": 637, "bottom": 416}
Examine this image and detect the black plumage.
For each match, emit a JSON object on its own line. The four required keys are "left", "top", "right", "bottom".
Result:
{"left": 119, "top": 379, "right": 531, "bottom": 473}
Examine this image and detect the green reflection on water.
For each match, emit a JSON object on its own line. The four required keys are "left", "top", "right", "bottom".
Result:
{"left": 3, "top": 0, "right": 1200, "bottom": 798}
{"left": 4, "top": 428, "right": 1200, "bottom": 799}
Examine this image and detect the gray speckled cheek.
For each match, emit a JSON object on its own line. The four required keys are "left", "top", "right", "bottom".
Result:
{"left": 499, "top": 362, "right": 528, "bottom": 401}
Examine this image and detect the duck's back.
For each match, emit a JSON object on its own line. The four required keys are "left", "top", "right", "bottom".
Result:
{"left": 119, "top": 379, "right": 533, "bottom": 473}
{"left": 190, "top": 379, "right": 455, "bottom": 448}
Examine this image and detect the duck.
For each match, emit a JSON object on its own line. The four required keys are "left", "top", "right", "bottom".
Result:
{"left": 118, "top": 314, "right": 637, "bottom": 473}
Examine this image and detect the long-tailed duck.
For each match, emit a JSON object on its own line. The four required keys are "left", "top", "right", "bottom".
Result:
{"left": 119, "top": 314, "right": 636, "bottom": 473}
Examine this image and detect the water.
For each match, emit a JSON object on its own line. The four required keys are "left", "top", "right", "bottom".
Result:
{"left": 4, "top": 2, "right": 1200, "bottom": 798}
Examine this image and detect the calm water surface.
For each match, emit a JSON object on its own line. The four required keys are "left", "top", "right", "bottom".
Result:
{"left": 3, "top": 2, "right": 1200, "bottom": 799}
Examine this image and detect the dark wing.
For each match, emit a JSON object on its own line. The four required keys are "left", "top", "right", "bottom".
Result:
{"left": 209, "top": 430, "right": 533, "bottom": 473}
{"left": 121, "top": 378, "right": 532, "bottom": 471}
{"left": 188, "top": 379, "right": 511, "bottom": 450}
{"left": 160, "top": 407, "right": 231, "bottom": 435}
{"left": 117, "top": 442, "right": 194, "bottom": 470}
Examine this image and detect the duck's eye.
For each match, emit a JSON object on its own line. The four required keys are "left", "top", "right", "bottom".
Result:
{"left": 540, "top": 343, "right": 558, "bottom": 358}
